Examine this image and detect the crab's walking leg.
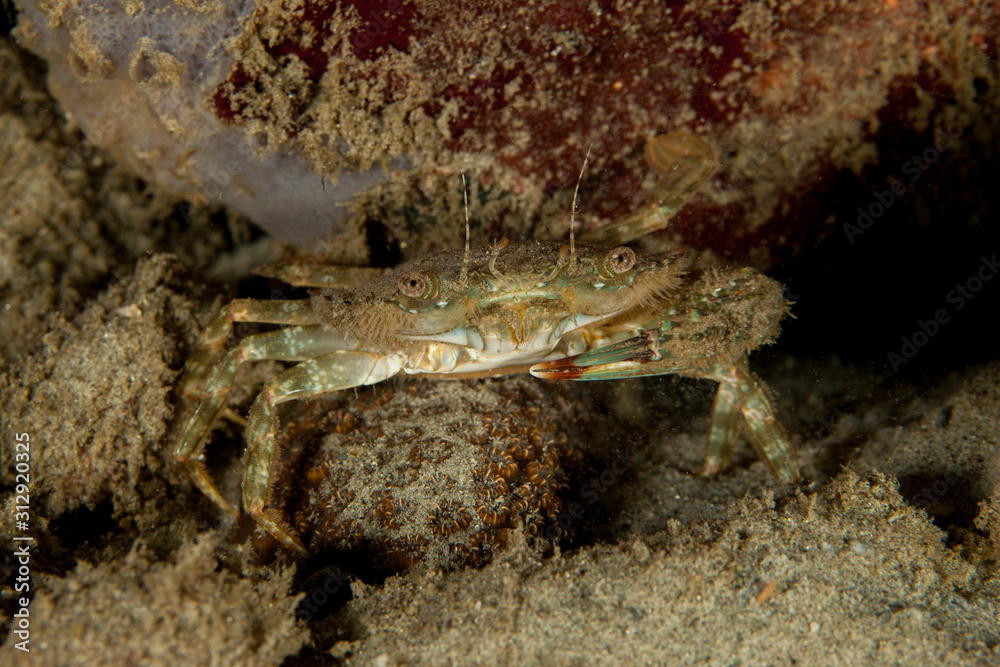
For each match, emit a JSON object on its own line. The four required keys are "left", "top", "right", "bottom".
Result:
{"left": 705, "top": 378, "right": 741, "bottom": 476}
{"left": 178, "top": 299, "right": 319, "bottom": 398}
{"left": 243, "top": 351, "right": 402, "bottom": 555}
{"left": 175, "top": 320, "right": 346, "bottom": 518}
{"left": 581, "top": 131, "right": 717, "bottom": 246}
{"left": 704, "top": 361, "right": 798, "bottom": 484}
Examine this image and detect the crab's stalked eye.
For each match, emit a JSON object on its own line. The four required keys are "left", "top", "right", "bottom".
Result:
{"left": 601, "top": 246, "right": 636, "bottom": 278}
{"left": 397, "top": 271, "right": 440, "bottom": 301}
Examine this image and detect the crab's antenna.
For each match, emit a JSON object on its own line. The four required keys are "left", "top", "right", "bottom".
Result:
{"left": 459, "top": 173, "right": 471, "bottom": 285}
{"left": 569, "top": 145, "right": 592, "bottom": 266}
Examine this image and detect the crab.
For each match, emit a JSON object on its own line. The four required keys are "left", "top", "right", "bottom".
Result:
{"left": 174, "top": 131, "right": 798, "bottom": 557}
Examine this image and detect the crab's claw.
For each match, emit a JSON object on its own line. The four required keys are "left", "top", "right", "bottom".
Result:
{"left": 530, "top": 332, "right": 691, "bottom": 381}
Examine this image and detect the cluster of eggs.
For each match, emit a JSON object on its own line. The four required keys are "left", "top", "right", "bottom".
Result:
{"left": 262, "top": 376, "right": 587, "bottom": 571}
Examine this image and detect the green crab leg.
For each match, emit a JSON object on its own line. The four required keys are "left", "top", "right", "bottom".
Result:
{"left": 581, "top": 131, "right": 717, "bottom": 246}
{"left": 178, "top": 299, "right": 319, "bottom": 398}
{"left": 704, "top": 361, "right": 798, "bottom": 483}
{"left": 253, "top": 261, "right": 385, "bottom": 288}
{"left": 175, "top": 322, "right": 351, "bottom": 520}
{"left": 705, "top": 378, "right": 741, "bottom": 476}
{"left": 243, "top": 350, "right": 402, "bottom": 556}
{"left": 531, "top": 337, "right": 798, "bottom": 483}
